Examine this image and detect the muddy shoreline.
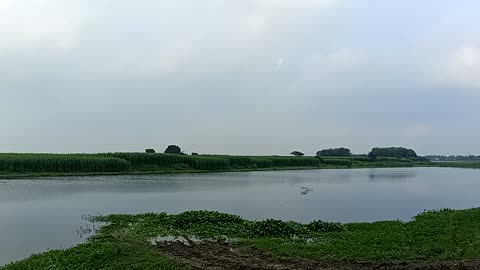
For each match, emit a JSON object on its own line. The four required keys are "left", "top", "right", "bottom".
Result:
{"left": 156, "top": 240, "right": 480, "bottom": 270}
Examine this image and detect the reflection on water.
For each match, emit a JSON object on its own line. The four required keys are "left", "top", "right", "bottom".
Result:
{"left": 368, "top": 169, "right": 417, "bottom": 181}
{"left": 1, "top": 167, "right": 480, "bottom": 265}
{"left": 289, "top": 184, "right": 313, "bottom": 195}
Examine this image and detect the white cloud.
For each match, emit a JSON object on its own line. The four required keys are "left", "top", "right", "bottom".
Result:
{"left": 275, "top": 57, "right": 285, "bottom": 71}
{"left": 290, "top": 47, "right": 367, "bottom": 94}
{"left": 0, "top": 0, "right": 340, "bottom": 78}
{"left": 437, "top": 46, "right": 480, "bottom": 87}
{"left": 0, "top": 0, "right": 15, "bottom": 11}
{"left": 0, "top": 0, "right": 85, "bottom": 53}
{"left": 328, "top": 48, "right": 366, "bottom": 71}
{"left": 403, "top": 124, "right": 431, "bottom": 138}
{"left": 258, "top": 0, "right": 339, "bottom": 9}
{"left": 110, "top": 40, "right": 193, "bottom": 76}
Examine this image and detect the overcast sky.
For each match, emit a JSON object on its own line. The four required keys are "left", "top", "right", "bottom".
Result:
{"left": 1, "top": 0, "right": 479, "bottom": 155}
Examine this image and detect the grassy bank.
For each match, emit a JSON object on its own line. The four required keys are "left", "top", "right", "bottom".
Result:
{"left": 3, "top": 208, "right": 480, "bottom": 269}
{"left": 0, "top": 153, "right": 479, "bottom": 179}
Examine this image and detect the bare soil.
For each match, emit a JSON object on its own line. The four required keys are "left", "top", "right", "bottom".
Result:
{"left": 155, "top": 239, "right": 480, "bottom": 270}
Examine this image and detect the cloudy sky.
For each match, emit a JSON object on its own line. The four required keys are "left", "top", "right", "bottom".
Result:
{"left": 1, "top": 0, "right": 479, "bottom": 155}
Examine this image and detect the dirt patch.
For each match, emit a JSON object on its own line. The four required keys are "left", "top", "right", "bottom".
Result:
{"left": 155, "top": 239, "right": 480, "bottom": 270}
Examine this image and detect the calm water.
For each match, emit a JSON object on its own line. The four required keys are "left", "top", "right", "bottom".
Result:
{"left": 1, "top": 167, "right": 480, "bottom": 265}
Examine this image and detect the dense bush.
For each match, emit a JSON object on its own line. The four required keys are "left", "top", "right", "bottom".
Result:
{"left": 164, "top": 145, "right": 182, "bottom": 154}
{"left": 376, "top": 157, "right": 413, "bottom": 162}
{"left": 411, "top": 156, "right": 430, "bottom": 162}
{"left": 250, "top": 219, "right": 296, "bottom": 237}
{"left": 183, "top": 156, "right": 230, "bottom": 171}
{"left": 103, "top": 153, "right": 184, "bottom": 166}
{"left": 368, "top": 147, "right": 417, "bottom": 158}
{"left": 351, "top": 156, "right": 370, "bottom": 162}
{"left": 268, "top": 157, "right": 319, "bottom": 167}
{"left": 250, "top": 158, "right": 273, "bottom": 168}
{"left": 174, "top": 210, "right": 244, "bottom": 229}
{"left": 307, "top": 220, "right": 346, "bottom": 232}
{"left": 320, "top": 158, "right": 353, "bottom": 167}
{"left": 225, "top": 156, "right": 255, "bottom": 167}
{"left": 316, "top": 147, "right": 351, "bottom": 157}
{"left": 290, "top": 151, "right": 304, "bottom": 157}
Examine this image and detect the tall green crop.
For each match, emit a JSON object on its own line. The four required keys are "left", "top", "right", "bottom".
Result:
{"left": 0, "top": 154, "right": 130, "bottom": 173}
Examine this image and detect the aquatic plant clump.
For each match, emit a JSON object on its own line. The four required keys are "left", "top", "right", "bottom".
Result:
{"left": 174, "top": 210, "right": 245, "bottom": 229}
{"left": 250, "top": 219, "right": 297, "bottom": 237}
{"left": 307, "top": 220, "right": 346, "bottom": 232}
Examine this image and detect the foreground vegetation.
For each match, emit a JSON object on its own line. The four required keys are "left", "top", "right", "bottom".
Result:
{"left": 1, "top": 152, "right": 480, "bottom": 178}
{"left": 4, "top": 208, "right": 480, "bottom": 269}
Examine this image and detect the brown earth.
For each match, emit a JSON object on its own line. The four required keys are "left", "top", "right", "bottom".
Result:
{"left": 155, "top": 239, "right": 480, "bottom": 270}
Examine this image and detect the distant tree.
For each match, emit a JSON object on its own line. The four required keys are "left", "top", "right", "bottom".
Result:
{"left": 145, "top": 149, "right": 155, "bottom": 153}
{"left": 368, "top": 147, "right": 417, "bottom": 158}
{"left": 316, "top": 147, "right": 351, "bottom": 157}
{"left": 291, "top": 151, "right": 304, "bottom": 157}
{"left": 164, "top": 145, "right": 182, "bottom": 154}
{"left": 424, "top": 155, "right": 480, "bottom": 162}
{"left": 367, "top": 151, "right": 377, "bottom": 161}
{"left": 191, "top": 152, "right": 199, "bottom": 156}
{"left": 414, "top": 156, "right": 430, "bottom": 162}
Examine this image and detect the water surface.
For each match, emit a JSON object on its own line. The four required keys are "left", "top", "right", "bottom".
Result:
{"left": 1, "top": 167, "right": 479, "bottom": 265}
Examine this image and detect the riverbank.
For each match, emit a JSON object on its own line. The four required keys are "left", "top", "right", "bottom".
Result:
{"left": 0, "top": 165, "right": 347, "bottom": 179}
{"left": 3, "top": 208, "right": 480, "bottom": 269}
{"left": 1, "top": 152, "right": 479, "bottom": 180}
{"left": 1, "top": 161, "right": 479, "bottom": 180}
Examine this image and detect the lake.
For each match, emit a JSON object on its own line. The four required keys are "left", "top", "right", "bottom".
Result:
{"left": 1, "top": 167, "right": 479, "bottom": 266}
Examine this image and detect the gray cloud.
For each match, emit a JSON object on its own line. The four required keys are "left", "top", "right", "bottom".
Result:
{"left": 1, "top": 0, "right": 479, "bottom": 155}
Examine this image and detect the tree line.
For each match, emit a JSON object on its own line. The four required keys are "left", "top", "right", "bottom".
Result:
{"left": 425, "top": 155, "right": 480, "bottom": 161}
{"left": 289, "top": 147, "right": 421, "bottom": 160}
{"left": 149, "top": 145, "right": 423, "bottom": 161}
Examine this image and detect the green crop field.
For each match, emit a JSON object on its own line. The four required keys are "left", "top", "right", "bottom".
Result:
{"left": 0, "top": 154, "right": 130, "bottom": 173}
{"left": 0, "top": 152, "right": 478, "bottom": 179}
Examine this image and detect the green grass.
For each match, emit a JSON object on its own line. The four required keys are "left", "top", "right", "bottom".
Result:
{"left": 246, "top": 208, "right": 480, "bottom": 261}
{"left": 4, "top": 208, "right": 480, "bottom": 269}
{"left": 2, "top": 237, "right": 187, "bottom": 270}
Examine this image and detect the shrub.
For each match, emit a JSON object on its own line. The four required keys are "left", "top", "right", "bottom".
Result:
{"left": 291, "top": 151, "right": 304, "bottom": 157}
{"left": 269, "top": 157, "right": 319, "bottom": 167}
{"left": 307, "top": 220, "right": 346, "bottom": 232}
{"left": 174, "top": 210, "right": 244, "bottom": 229}
{"left": 251, "top": 158, "right": 273, "bottom": 168}
{"left": 320, "top": 158, "right": 353, "bottom": 167}
{"left": 316, "top": 147, "right": 351, "bottom": 157}
{"left": 164, "top": 145, "right": 182, "bottom": 154}
{"left": 250, "top": 219, "right": 296, "bottom": 237}
{"left": 368, "top": 147, "right": 417, "bottom": 158}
